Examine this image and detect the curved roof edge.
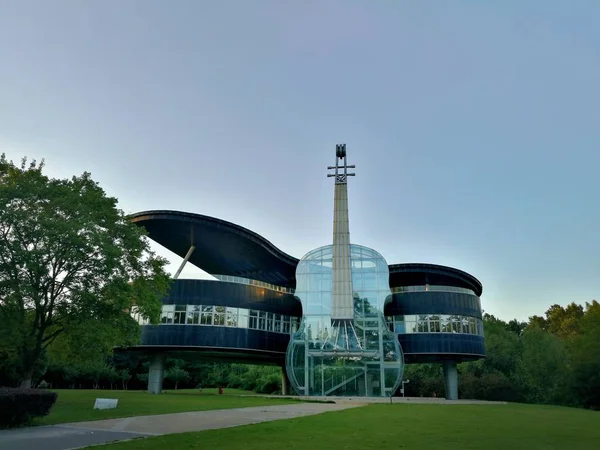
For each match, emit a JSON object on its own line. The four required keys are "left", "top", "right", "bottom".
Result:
{"left": 388, "top": 262, "right": 483, "bottom": 297}
{"left": 128, "top": 210, "right": 299, "bottom": 287}
{"left": 129, "top": 210, "right": 299, "bottom": 266}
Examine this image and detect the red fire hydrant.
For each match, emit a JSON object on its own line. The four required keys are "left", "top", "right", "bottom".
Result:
{"left": 218, "top": 385, "right": 223, "bottom": 395}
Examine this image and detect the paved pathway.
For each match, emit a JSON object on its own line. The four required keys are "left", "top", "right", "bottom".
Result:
{"left": 0, "top": 426, "right": 148, "bottom": 450}
{"left": 0, "top": 403, "right": 360, "bottom": 450}
{"left": 253, "top": 395, "right": 506, "bottom": 405}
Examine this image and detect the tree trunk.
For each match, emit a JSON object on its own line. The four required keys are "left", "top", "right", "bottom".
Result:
{"left": 175, "top": 381, "right": 178, "bottom": 390}
{"left": 19, "top": 367, "right": 34, "bottom": 389}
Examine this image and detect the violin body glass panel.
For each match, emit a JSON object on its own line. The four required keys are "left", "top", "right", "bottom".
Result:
{"left": 285, "top": 244, "right": 404, "bottom": 397}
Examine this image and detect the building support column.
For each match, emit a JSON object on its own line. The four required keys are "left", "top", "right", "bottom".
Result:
{"left": 148, "top": 354, "right": 165, "bottom": 394}
{"left": 443, "top": 361, "right": 458, "bottom": 400}
{"left": 281, "top": 365, "right": 291, "bottom": 396}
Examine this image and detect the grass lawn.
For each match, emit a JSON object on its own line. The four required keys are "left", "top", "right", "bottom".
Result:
{"left": 95, "top": 403, "right": 600, "bottom": 450}
{"left": 37, "top": 389, "right": 296, "bottom": 425}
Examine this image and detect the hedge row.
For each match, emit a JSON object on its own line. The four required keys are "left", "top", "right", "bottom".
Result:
{"left": 0, "top": 388, "right": 58, "bottom": 427}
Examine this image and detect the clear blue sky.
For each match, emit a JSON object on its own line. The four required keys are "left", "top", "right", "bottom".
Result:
{"left": 1, "top": 1, "right": 599, "bottom": 321}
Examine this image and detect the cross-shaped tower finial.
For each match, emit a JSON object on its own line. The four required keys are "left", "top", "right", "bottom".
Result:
{"left": 327, "top": 144, "right": 356, "bottom": 184}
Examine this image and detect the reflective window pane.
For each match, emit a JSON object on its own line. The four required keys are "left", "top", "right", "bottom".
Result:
{"left": 201, "top": 305, "right": 213, "bottom": 325}
{"left": 249, "top": 310, "right": 258, "bottom": 329}
{"left": 140, "top": 304, "right": 300, "bottom": 335}
{"left": 238, "top": 309, "right": 249, "bottom": 328}
{"left": 273, "top": 314, "right": 282, "bottom": 333}
{"left": 258, "top": 311, "right": 267, "bottom": 330}
{"left": 389, "top": 314, "right": 483, "bottom": 336}
{"left": 187, "top": 305, "right": 200, "bottom": 324}
{"left": 226, "top": 307, "right": 238, "bottom": 327}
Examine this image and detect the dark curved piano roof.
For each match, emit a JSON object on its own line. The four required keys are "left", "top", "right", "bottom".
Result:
{"left": 130, "top": 210, "right": 482, "bottom": 296}
{"left": 129, "top": 210, "right": 299, "bottom": 288}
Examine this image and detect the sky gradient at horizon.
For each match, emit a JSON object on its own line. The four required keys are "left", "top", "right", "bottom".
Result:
{"left": 1, "top": 1, "right": 599, "bottom": 321}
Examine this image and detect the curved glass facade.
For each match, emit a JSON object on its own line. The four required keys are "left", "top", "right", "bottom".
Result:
{"left": 286, "top": 244, "right": 404, "bottom": 397}
{"left": 386, "top": 314, "right": 484, "bottom": 336}
{"left": 132, "top": 304, "right": 299, "bottom": 335}
{"left": 391, "top": 285, "right": 475, "bottom": 295}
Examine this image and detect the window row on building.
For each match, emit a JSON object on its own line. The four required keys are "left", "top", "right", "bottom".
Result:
{"left": 391, "top": 285, "right": 476, "bottom": 295}
{"left": 132, "top": 304, "right": 300, "bottom": 335}
{"left": 386, "top": 314, "right": 484, "bottom": 336}
{"left": 208, "top": 278, "right": 476, "bottom": 297}
{"left": 213, "top": 274, "right": 295, "bottom": 294}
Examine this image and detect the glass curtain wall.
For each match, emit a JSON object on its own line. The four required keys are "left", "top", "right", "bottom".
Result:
{"left": 387, "top": 314, "right": 484, "bottom": 336}
{"left": 286, "top": 244, "right": 404, "bottom": 397}
{"left": 134, "top": 304, "right": 299, "bottom": 335}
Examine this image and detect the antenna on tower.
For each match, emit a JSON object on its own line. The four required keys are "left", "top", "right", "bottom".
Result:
{"left": 327, "top": 144, "right": 356, "bottom": 184}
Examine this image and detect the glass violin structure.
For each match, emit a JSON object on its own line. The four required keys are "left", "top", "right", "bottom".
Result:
{"left": 285, "top": 145, "right": 404, "bottom": 396}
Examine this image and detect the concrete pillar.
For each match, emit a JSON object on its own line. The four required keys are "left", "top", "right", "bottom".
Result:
{"left": 443, "top": 361, "right": 458, "bottom": 400}
{"left": 281, "top": 366, "right": 291, "bottom": 396}
{"left": 357, "top": 375, "right": 366, "bottom": 397}
{"left": 148, "top": 354, "right": 165, "bottom": 394}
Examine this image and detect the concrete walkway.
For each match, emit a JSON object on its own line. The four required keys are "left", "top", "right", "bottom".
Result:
{"left": 0, "top": 403, "right": 360, "bottom": 450}
{"left": 0, "top": 425, "right": 148, "bottom": 450}
{"left": 252, "top": 395, "right": 506, "bottom": 405}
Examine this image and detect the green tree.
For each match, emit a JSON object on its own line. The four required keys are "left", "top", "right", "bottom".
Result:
{"left": 480, "top": 314, "right": 522, "bottom": 376}
{"left": 0, "top": 154, "right": 171, "bottom": 387}
{"left": 459, "top": 371, "right": 520, "bottom": 402}
{"left": 514, "top": 325, "right": 568, "bottom": 405}
{"left": 458, "top": 315, "right": 525, "bottom": 402}
{"left": 401, "top": 363, "right": 443, "bottom": 397}
{"left": 568, "top": 301, "right": 600, "bottom": 409}
{"left": 103, "top": 365, "right": 120, "bottom": 390}
{"left": 137, "top": 372, "right": 149, "bottom": 384}
{"left": 506, "top": 319, "right": 527, "bottom": 336}
{"left": 118, "top": 368, "right": 132, "bottom": 390}
{"left": 0, "top": 309, "right": 33, "bottom": 385}
{"left": 166, "top": 367, "right": 191, "bottom": 390}
{"left": 529, "top": 303, "right": 584, "bottom": 339}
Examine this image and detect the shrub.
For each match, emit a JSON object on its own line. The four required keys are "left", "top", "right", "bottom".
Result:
{"left": 0, "top": 388, "right": 58, "bottom": 427}
{"left": 459, "top": 371, "right": 521, "bottom": 402}
{"left": 256, "top": 373, "right": 281, "bottom": 394}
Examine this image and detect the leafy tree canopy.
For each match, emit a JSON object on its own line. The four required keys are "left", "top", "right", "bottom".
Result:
{"left": 0, "top": 154, "right": 171, "bottom": 387}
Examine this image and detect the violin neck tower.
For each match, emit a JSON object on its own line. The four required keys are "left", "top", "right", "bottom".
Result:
{"left": 327, "top": 144, "right": 356, "bottom": 321}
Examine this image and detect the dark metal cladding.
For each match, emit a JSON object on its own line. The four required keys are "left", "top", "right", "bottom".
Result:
{"left": 139, "top": 326, "right": 290, "bottom": 364}
{"left": 160, "top": 279, "right": 301, "bottom": 316}
{"left": 385, "top": 292, "right": 483, "bottom": 319}
{"left": 399, "top": 334, "right": 486, "bottom": 363}
{"left": 388, "top": 263, "right": 483, "bottom": 297}
{"left": 129, "top": 210, "right": 299, "bottom": 288}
